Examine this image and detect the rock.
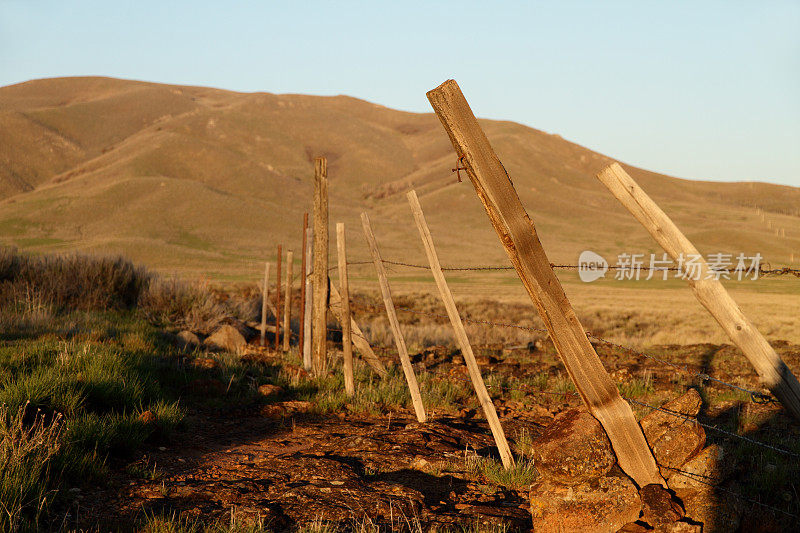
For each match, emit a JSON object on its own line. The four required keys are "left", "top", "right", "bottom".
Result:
{"left": 676, "top": 488, "right": 741, "bottom": 532}
{"left": 532, "top": 408, "right": 615, "bottom": 484}
{"left": 529, "top": 474, "right": 641, "bottom": 533}
{"left": 192, "top": 357, "right": 219, "bottom": 370}
{"left": 176, "top": 330, "right": 201, "bottom": 350}
{"left": 668, "top": 444, "right": 728, "bottom": 490}
{"left": 410, "top": 456, "right": 430, "bottom": 470}
{"left": 640, "top": 390, "right": 705, "bottom": 478}
{"left": 257, "top": 384, "right": 284, "bottom": 398}
{"left": 639, "top": 483, "right": 684, "bottom": 527}
{"left": 203, "top": 324, "right": 247, "bottom": 353}
{"left": 138, "top": 410, "right": 157, "bottom": 425}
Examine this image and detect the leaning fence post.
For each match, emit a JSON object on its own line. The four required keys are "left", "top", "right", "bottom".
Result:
{"left": 275, "top": 244, "right": 282, "bottom": 351}
{"left": 336, "top": 223, "right": 355, "bottom": 396}
{"left": 282, "top": 250, "right": 294, "bottom": 352}
{"left": 407, "top": 189, "right": 514, "bottom": 468}
{"left": 312, "top": 157, "right": 329, "bottom": 375}
{"left": 597, "top": 162, "right": 800, "bottom": 421}
{"left": 328, "top": 282, "right": 387, "bottom": 377}
{"left": 299, "top": 213, "right": 309, "bottom": 357}
{"left": 361, "top": 212, "right": 427, "bottom": 423}
{"left": 303, "top": 227, "right": 314, "bottom": 371}
{"left": 260, "top": 262, "right": 270, "bottom": 347}
{"left": 427, "top": 79, "right": 663, "bottom": 487}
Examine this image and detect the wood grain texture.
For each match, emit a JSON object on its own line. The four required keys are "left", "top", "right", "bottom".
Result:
{"left": 597, "top": 162, "right": 800, "bottom": 421}
{"left": 426, "top": 79, "right": 663, "bottom": 487}
{"left": 260, "top": 262, "right": 270, "bottom": 347}
{"left": 312, "top": 157, "right": 329, "bottom": 375}
{"left": 299, "top": 213, "right": 309, "bottom": 358}
{"left": 407, "top": 189, "right": 513, "bottom": 468}
{"left": 361, "top": 211, "right": 427, "bottom": 423}
{"left": 275, "top": 244, "right": 282, "bottom": 351}
{"left": 336, "top": 223, "right": 355, "bottom": 396}
{"left": 282, "top": 250, "right": 294, "bottom": 352}
{"left": 303, "top": 228, "right": 314, "bottom": 371}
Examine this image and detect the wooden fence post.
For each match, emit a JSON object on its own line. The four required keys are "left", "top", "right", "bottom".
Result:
{"left": 361, "top": 212, "right": 427, "bottom": 423}
{"left": 328, "top": 283, "right": 387, "bottom": 377}
{"left": 260, "top": 262, "right": 270, "bottom": 347}
{"left": 299, "top": 213, "right": 309, "bottom": 357}
{"left": 597, "top": 162, "right": 800, "bottom": 421}
{"left": 283, "top": 251, "right": 294, "bottom": 352}
{"left": 426, "top": 79, "right": 663, "bottom": 487}
{"left": 303, "top": 227, "right": 314, "bottom": 371}
{"left": 336, "top": 223, "right": 355, "bottom": 396}
{"left": 407, "top": 190, "right": 514, "bottom": 468}
{"left": 312, "top": 157, "right": 329, "bottom": 375}
{"left": 275, "top": 244, "right": 282, "bottom": 351}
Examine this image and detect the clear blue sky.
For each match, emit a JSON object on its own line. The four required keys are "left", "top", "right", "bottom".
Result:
{"left": 2, "top": 1, "right": 798, "bottom": 186}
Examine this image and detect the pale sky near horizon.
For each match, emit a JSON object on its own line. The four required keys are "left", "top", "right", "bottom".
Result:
{"left": 1, "top": 1, "right": 798, "bottom": 187}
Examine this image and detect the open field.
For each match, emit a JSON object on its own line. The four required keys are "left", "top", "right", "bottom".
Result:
{"left": 2, "top": 249, "right": 799, "bottom": 531}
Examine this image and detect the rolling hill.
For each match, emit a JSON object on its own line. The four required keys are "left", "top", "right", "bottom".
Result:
{"left": 1, "top": 76, "right": 798, "bottom": 282}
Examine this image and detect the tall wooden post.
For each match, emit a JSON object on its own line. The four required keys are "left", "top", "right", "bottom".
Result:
{"left": 597, "top": 162, "right": 800, "bottom": 421}
{"left": 336, "top": 223, "right": 355, "bottom": 396}
{"left": 407, "top": 190, "right": 513, "bottom": 468}
{"left": 361, "top": 212, "right": 427, "bottom": 423}
{"left": 274, "top": 244, "right": 282, "bottom": 351}
{"left": 299, "top": 213, "right": 309, "bottom": 357}
{"left": 427, "top": 79, "right": 663, "bottom": 487}
{"left": 283, "top": 251, "right": 294, "bottom": 352}
{"left": 303, "top": 228, "right": 314, "bottom": 371}
{"left": 312, "top": 157, "right": 329, "bottom": 375}
{"left": 260, "top": 262, "right": 270, "bottom": 347}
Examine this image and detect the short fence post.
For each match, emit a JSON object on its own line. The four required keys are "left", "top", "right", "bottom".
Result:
{"left": 426, "top": 79, "right": 663, "bottom": 487}
{"left": 312, "top": 157, "right": 329, "bottom": 375}
{"left": 597, "top": 162, "right": 800, "bottom": 421}
{"left": 336, "top": 223, "right": 355, "bottom": 396}
{"left": 283, "top": 250, "right": 294, "bottom": 352}
{"left": 303, "top": 228, "right": 314, "bottom": 371}
{"left": 329, "top": 282, "right": 387, "bottom": 377}
{"left": 275, "top": 244, "right": 282, "bottom": 351}
{"left": 299, "top": 213, "right": 309, "bottom": 357}
{"left": 407, "top": 189, "right": 514, "bottom": 468}
{"left": 361, "top": 211, "right": 427, "bottom": 423}
{"left": 260, "top": 262, "right": 270, "bottom": 347}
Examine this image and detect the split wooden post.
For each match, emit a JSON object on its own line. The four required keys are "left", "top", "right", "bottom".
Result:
{"left": 312, "top": 157, "right": 329, "bottom": 375}
{"left": 299, "top": 213, "right": 309, "bottom": 357}
{"left": 427, "top": 79, "right": 663, "bottom": 487}
{"left": 597, "top": 163, "right": 800, "bottom": 421}
{"left": 303, "top": 228, "right": 314, "bottom": 371}
{"left": 361, "top": 212, "right": 427, "bottom": 423}
{"left": 260, "top": 262, "right": 270, "bottom": 347}
{"left": 336, "top": 223, "right": 355, "bottom": 396}
{"left": 407, "top": 190, "right": 514, "bottom": 468}
{"left": 283, "top": 251, "right": 294, "bottom": 352}
{"left": 328, "top": 283, "right": 388, "bottom": 377}
{"left": 275, "top": 244, "right": 282, "bottom": 351}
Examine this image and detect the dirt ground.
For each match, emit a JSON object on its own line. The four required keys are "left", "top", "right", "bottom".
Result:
{"left": 68, "top": 339, "right": 800, "bottom": 532}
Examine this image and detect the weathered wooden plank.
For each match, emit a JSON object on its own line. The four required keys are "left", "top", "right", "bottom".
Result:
{"left": 336, "top": 223, "right": 355, "bottom": 396}
{"left": 312, "top": 157, "right": 329, "bottom": 375}
{"left": 260, "top": 262, "right": 270, "bottom": 347}
{"left": 303, "top": 227, "right": 314, "bottom": 371}
{"left": 282, "top": 250, "right": 294, "bottom": 352}
{"left": 426, "top": 79, "right": 663, "bottom": 487}
{"left": 299, "top": 213, "right": 309, "bottom": 357}
{"left": 361, "top": 212, "right": 427, "bottom": 423}
{"left": 407, "top": 189, "right": 514, "bottom": 468}
{"left": 597, "top": 162, "right": 800, "bottom": 421}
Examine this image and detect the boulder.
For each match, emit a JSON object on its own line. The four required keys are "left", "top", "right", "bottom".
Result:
{"left": 639, "top": 483, "right": 684, "bottom": 527}
{"left": 192, "top": 357, "right": 219, "bottom": 370}
{"left": 676, "top": 488, "right": 742, "bottom": 532}
{"left": 257, "top": 384, "right": 284, "bottom": 399}
{"left": 532, "top": 408, "right": 616, "bottom": 484}
{"left": 640, "top": 389, "right": 705, "bottom": 478}
{"left": 176, "top": 330, "right": 201, "bottom": 350}
{"left": 203, "top": 324, "right": 247, "bottom": 353}
{"left": 529, "top": 474, "right": 641, "bottom": 533}
{"left": 668, "top": 444, "right": 728, "bottom": 490}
